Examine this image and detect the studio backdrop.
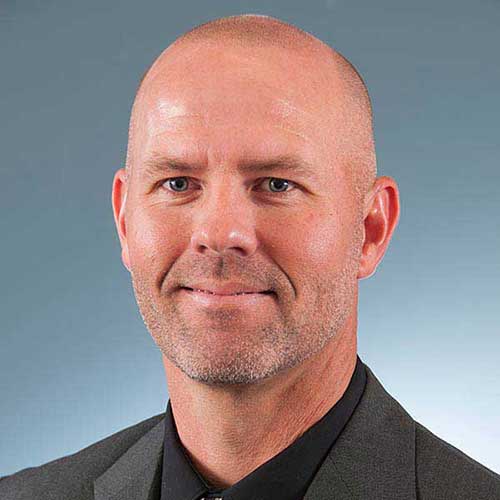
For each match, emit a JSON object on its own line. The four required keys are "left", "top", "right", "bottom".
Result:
{"left": 1, "top": 0, "right": 499, "bottom": 476}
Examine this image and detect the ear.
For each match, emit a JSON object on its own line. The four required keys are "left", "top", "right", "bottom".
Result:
{"left": 357, "top": 176, "right": 400, "bottom": 280}
{"left": 111, "top": 168, "right": 131, "bottom": 272}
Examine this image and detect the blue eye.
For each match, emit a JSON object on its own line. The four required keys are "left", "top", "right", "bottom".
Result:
{"left": 265, "top": 178, "right": 290, "bottom": 193}
{"left": 166, "top": 177, "right": 190, "bottom": 192}
{"left": 161, "top": 177, "right": 297, "bottom": 196}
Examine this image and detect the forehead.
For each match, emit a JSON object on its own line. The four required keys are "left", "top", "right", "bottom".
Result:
{"left": 133, "top": 43, "right": 347, "bottom": 169}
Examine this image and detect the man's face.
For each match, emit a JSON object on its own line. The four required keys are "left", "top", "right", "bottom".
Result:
{"left": 116, "top": 42, "right": 365, "bottom": 385}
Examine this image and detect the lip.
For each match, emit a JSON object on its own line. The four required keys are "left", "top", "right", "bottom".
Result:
{"left": 181, "top": 281, "right": 271, "bottom": 295}
{"left": 179, "top": 287, "right": 274, "bottom": 307}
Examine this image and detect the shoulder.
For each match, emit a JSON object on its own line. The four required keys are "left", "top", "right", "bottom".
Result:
{"left": 0, "top": 412, "right": 164, "bottom": 500}
{"left": 415, "top": 421, "right": 500, "bottom": 499}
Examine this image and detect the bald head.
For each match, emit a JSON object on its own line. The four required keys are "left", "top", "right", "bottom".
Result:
{"left": 112, "top": 15, "right": 402, "bottom": 390}
{"left": 125, "top": 14, "right": 376, "bottom": 204}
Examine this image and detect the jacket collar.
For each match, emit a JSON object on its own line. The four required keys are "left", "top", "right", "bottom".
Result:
{"left": 94, "top": 363, "right": 416, "bottom": 500}
{"left": 303, "top": 364, "right": 417, "bottom": 500}
{"left": 93, "top": 416, "right": 164, "bottom": 500}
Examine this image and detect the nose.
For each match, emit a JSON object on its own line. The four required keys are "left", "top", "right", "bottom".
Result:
{"left": 189, "top": 188, "right": 259, "bottom": 258}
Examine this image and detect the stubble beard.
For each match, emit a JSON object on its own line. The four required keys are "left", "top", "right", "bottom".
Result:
{"left": 130, "top": 246, "right": 360, "bottom": 387}
{"left": 130, "top": 210, "right": 363, "bottom": 387}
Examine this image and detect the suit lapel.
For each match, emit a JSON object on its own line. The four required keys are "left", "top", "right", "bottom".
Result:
{"left": 93, "top": 364, "right": 416, "bottom": 500}
{"left": 94, "top": 417, "right": 165, "bottom": 500}
{"left": 304, "top": 364, "right": 417, "bottom": 500}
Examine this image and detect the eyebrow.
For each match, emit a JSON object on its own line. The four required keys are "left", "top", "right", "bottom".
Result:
{"left": 142, "top": 153, "right": 317, "bottom": 179}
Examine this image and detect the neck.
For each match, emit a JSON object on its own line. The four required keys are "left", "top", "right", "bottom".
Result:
{"left": 163, "top": 313, "right": 357, "bottom": 489}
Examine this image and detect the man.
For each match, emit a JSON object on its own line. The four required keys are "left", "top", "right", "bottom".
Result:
{"left": 1, "top": 13, "right": 499, "bottom": 500}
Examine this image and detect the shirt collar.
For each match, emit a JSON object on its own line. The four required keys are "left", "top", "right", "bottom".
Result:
{"left": 161, "top": 355, "right": 367, "bottom": 500}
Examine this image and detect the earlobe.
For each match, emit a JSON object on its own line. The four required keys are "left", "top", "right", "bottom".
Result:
{"left": 357, "top": 176, "right": 400, "bottom": 280}
{"left": 122, "top": 247, "right": 131, "bottom": 272}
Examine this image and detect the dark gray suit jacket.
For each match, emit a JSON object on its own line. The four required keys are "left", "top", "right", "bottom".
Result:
{"left": 2, "top": 364, "right": 499, "bottom": 499}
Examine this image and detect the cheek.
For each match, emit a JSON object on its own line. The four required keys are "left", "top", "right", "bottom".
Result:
{"left": 258, "top": 209, "right": 335, "bottom": 290}
{"left": 303, "top": 213, "right": 335, "bottom": 261}
{"left": 297, "top": 212, "right": 342, "bottom": 264}
{"left": 285, "top": 208, "right": 356, "bottom": 275}
{"left": 127, "top": 206, "right": 182, "bottom": 272}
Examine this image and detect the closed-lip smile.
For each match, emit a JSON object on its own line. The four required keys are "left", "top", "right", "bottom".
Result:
{"left": 184, "top": 288, "right": 270, "bottom": 296}
{"left": 181, "top": 281, "right": 273, "bottom": 296}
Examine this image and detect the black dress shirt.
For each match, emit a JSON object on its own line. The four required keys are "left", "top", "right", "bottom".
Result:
{"left": 160, "top": 355, "right": 367, "bottom": 500}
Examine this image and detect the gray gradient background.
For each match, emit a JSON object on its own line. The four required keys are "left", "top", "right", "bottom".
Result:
{"left": 1, "top": 0, "right": 499, "bottom": 477}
